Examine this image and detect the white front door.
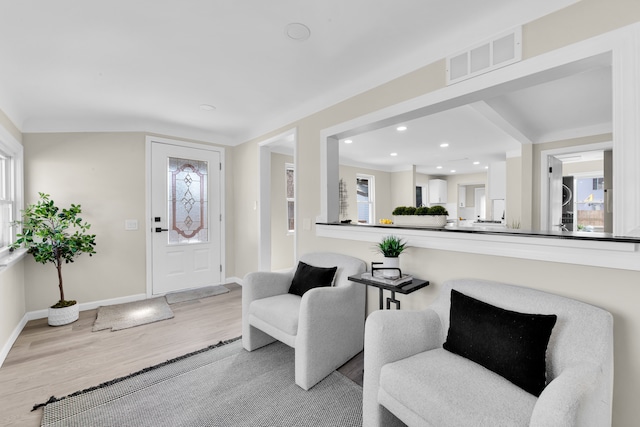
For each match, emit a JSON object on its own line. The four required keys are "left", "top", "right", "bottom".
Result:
{"left": 151, "top": 141, "right": 222, "bottom": 295}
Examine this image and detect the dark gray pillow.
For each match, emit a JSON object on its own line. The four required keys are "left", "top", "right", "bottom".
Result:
{"left": 443, "top": 289, "right": 557, "bottom": 396}
{"left": 288, "top": 261, "right": 337, "bottom": 297}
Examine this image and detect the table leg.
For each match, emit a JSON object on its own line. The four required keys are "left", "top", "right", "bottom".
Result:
{"left": 386, "top": 291, "right": 401, "bottom": 310}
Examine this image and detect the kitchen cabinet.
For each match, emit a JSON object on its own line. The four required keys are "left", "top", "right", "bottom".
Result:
{"left": 458, "top": 186, "right": 466, "bottom": 207}
{"left": 429, "top": 179, "right": 447, "bottom": 204}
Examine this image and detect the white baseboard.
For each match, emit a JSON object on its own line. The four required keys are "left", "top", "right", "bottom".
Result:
{"left": 0, "top": 293, "right": 148, "bottom": 367}
{"left": 225, "top": 276, "right": 244, "bottom": 286}
{"left": 25, "top": 293, "right": 148, "bottom": 321}
{"left": 0, "top": 313, "right": 29, "bottom": 368}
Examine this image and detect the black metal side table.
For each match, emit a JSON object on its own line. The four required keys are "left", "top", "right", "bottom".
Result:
{"left": 348, "top": 274, "right": 430, "bottom": 310}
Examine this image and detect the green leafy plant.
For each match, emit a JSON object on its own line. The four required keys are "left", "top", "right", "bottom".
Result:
{"left": 10, "top": 193, "right": 97, "bottom": 308}
{"left": 375, "top": 235, "right": 408, "bottom": 257}
{"left": 415, "top": 206, "right": 429, "bottom": 215}
{"left": 426, "top": 205, "right": 449, "bottom": 216}
{"left": 392, "top": 205, "right": 449, "bottom": 216}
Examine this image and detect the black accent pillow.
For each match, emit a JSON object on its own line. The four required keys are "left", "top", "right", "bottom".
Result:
{"left": 443, "top": 289, "right": 557, "bottom": 396}
{"left": 288, "top": 261, "right": 338, "bottom": 297}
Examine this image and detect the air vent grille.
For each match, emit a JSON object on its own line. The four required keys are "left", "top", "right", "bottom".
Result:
{"left": 446, "top": 27, "right": 522, "bottom": 85}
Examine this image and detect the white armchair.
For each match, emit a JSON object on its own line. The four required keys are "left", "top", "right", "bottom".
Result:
{"left": 363, "top": 279, "right": 614, "bottom": 427}
{"left": 242, "top": 252, "right": 366, "bottom": 390}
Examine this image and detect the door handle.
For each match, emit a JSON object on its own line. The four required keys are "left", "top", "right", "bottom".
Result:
{"left": 155, "top": 227, "right": 169, "bottom": 233}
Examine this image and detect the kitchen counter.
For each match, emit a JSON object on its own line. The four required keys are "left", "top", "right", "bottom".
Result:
{"left": 316, "top": 222, "right": 640, "bottom": 271}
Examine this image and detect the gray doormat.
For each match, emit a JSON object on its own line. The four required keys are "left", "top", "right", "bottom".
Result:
{"left": 165, "top": 284, "right": 229, "bottom": 304}
{"left": 92, "top": 297, "right": 174, "bottom": 332}
{"left": 37, "top": 338, "right": 363, "bottom": 427}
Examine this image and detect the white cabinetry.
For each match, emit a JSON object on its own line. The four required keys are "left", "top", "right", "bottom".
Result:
{"left": 458, "top": 186, "right": 466, "bottom": 207}
{"left": 488, "top": 161, "right": 506, "bottom": 200}
{"left": 429, "top": 179, "right": 447, "bottom": 204}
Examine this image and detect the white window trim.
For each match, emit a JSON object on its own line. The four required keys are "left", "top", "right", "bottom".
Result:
{"left": 285, "top": 163, "right": 295, "bottom": 234}
{"left": 356, "top": 174, "right": 375, "bottom": 225}
{"left": 0, "top": 125, "right": 24, "bottom": 271}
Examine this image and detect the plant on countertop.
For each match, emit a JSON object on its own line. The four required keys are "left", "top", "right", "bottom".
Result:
{"left": 10, "top": 192, "right": 97, "bottom": 308}
{"left": 375, "top": 235, "right": 408, "bottom": 257}
{"left": 392, "top": 205, "right": 449, "bottom": 216}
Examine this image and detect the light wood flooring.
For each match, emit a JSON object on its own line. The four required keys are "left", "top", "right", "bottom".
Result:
{"left": 0, "top": 283, "right": 364, "bottom": 427}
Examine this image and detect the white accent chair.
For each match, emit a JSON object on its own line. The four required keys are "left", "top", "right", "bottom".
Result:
{"left": 242, "top": 252, "right": 367, "bottom": 390}
{"left": 363, "top": 279, "right": 614, "bottom": 427}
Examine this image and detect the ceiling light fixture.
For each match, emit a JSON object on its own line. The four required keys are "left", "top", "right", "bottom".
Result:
{"left": 396, "top": 126, "right": 407, "bottom": 131}
{"left": 450, "top": 170, "right": 456, "bottom": 173}
{"left": 390, "top": 152, "right": 398, "bottom": 156}
{"left": 344, "top": 139, "right": 353, "bottom": 144}
{"left": 285, "top": 23, "right": 311, "bottom": 41}
{"left": 440, "top": 142, "right": 449, "bottom": 148}
{"left": 200, "top": 104, "right": 216, "bottom": 111}
{"left": 436, "top": 166, "right": 442, "bottom": 169}
{"left": 473, "top": 161, "right": 480, "bottom": 165}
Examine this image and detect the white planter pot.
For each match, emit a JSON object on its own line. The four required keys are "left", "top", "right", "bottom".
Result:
{"left": 48, "top": 303, "right": 79, "bottom": 326}
{"left": 381, "top": 256, "right": 400, "bottom": 278}
{"left": 393, "top": 215, "right": 447, "bottom": 228}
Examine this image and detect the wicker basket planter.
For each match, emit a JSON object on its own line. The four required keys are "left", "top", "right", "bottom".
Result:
{"left": 393, "top": 215, "right": 447, "bottom": 228}
{"left": 48, "top": 303, "right": 80, "bottom": 326}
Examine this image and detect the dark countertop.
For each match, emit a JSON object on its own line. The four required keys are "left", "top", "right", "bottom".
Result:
{"left": 316, "top": 222, "right": 640, "bottom": 244}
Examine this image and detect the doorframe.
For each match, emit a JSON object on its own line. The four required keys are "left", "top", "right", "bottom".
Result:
{"left": 145, "top": 135, "right": 226, "bottom": 297}
{"left": 539, "top": 141, "right": 611, "bottom": 231}
{"left": 258, "top": 128, "right": 297, "bottom": 271}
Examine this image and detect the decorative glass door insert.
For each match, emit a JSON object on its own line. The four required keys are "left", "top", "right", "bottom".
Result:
{"left": 168, "top": 157, "right": 208, "bottom": 244}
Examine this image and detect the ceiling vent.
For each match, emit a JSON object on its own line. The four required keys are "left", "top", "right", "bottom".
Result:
{"left": 446, "top": 27, "right": 522, "bottom": 85}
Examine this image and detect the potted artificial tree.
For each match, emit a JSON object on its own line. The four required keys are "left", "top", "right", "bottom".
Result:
{"left": 375, "top": 235, "right": 407, "bottom": 278}
{"left": 11, "top": 192, "right": 97, "bottom": 326}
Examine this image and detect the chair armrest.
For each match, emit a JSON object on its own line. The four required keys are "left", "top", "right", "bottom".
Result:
{"left": 363, "top": 309, "right": 443, "bottom": 427}
{"left": 530, "top": 364, "right": 603, "bottom": 427}
{"left": 242, "top": 270, "right": 294, "bottom": 351}
{"left": 243, "top": 270, "right": 293, "bottom": 302}
{"left": 294, "top": 282, "right": 366, "bottom": 389}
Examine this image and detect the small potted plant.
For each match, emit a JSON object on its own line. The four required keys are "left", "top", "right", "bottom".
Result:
{"left": 11, "top": 193, "right": 97, "bottom": 326}
{"left": 375, "top": 235, "right": 407, "bottom": 278}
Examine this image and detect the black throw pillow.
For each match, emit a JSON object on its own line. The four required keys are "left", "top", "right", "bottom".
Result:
{"left": 443, "top": 289, "right": 557, "bottom": 396}
{"left": 288, "top": 261, "right": 338, "bottom": 297}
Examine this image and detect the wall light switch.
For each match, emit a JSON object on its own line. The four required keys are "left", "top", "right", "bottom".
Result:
{"left": 125, "top": 219, "right": 139, "bottom": 230}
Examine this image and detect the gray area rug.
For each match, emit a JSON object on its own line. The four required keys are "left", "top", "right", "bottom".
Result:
{"left": 92, "top": 297, "right": 174, "bottom": 332}
{"left": 38, "top": 338, "right": 363, "bottom": 427}
{"left": 165, "top": 285, "right": 229, "bottom": 304}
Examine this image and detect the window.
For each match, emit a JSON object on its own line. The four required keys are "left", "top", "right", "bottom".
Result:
{"left": 286, "top": 163, "right": 295, "bottom": 233}
{"left": 356, "top": 175, "right": 374, "bottom": 224}
{"left": 0, "top": 129, "right": 23, "bottom": 257}
{"left": 0, "top": 150, "right": 15, "bottom": 250}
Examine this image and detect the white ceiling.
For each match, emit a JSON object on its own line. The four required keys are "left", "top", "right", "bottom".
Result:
{"left": 340, "top": 64, "right": 613, "bottom": 175}
{"left": 0, "top": 0, "right": 580, "bottom": 145}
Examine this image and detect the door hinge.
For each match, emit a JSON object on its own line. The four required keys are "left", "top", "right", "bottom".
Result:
{"left": 220, "top": 265, "right": 222, "bottom": 272}
{"left": 549, "top": 167, "right": 553, "bottom": 173}
{"left": 219, "top": 163, "right": 222, "bottom": 171}
{"left": 220, "top": 214, "right": 222, "bottom": 221}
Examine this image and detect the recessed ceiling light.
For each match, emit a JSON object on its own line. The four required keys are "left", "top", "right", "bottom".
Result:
{"left": 285, "top": 23, "right": 311, "bottom": 41}
{"left": 200, "top": 104, "right": 216, "bottom": 111}
{"left": 390, "top": 152, "right": 398, "bottom": 156}
{"left": 344, "top": 139, "right": 353, "bottom": 144}
{"left": 440, "top": 143, "right": 449, "bottom": 148}
{"left": 436, "top": 166, "right": 442, "bottom": 169}
{"left": 450, "top": 170, "right": 456, "bottom": 173}
{"left": 485, "top": 166, "right": 489, "bottom": 169}
{"left": 396, "top": 126, "right": 407, "bottom": 131}
{"left": 473, "top": 161, "right": 480, "bottom": 165}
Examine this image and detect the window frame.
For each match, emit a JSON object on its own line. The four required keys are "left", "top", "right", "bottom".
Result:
{"left": 0, "top": 127, "right": 23, "bottom": 261}
{"left": 356, "top": 174, "right": 375, "bottom": 225}
{"left": 285, "top": 163, "right": 295, "bottom": 234}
